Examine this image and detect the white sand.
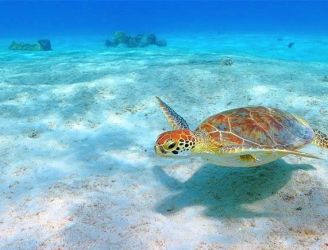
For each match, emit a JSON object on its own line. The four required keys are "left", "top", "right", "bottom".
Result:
{"left": 0, "top": 34, "right": 327, "bottom": 249}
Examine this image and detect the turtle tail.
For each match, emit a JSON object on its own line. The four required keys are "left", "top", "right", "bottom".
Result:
{"left": 313, "top": 129, "right": 328, "bottom": 149}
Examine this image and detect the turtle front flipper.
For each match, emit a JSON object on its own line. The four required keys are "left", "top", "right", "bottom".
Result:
{"left": 313, "top": 129, "right": 328, "bottom": 149}
{"left": 199, "top": 146, "right": 321, "bottom": 167}
{"left": 156, "top": 97, "right": 189, "bottom": 130}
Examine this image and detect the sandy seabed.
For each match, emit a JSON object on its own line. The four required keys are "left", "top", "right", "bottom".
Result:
{"left": 0, "top": 34, "right": 327, "bottom": 249}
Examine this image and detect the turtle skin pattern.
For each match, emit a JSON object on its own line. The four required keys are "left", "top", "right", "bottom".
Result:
{"left": 196, "top": 106, "right": 315, "bottom": 150}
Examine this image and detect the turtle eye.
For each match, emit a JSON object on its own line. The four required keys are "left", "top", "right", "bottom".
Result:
{"left": 163, "top": 140, "right": 176, "bottom": 150}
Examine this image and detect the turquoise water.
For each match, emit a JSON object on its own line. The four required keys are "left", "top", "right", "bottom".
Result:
{"left": 0, "top": 1, "right": 328, "bottom": 249}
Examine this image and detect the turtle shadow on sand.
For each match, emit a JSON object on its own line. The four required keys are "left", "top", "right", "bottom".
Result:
{"left": 153, "top": 160, "right": 314, "bottom": 218}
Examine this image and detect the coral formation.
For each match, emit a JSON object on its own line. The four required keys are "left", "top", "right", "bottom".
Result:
{"left": 105, "top": 32, "right": 167, "bottom": 48}
{"left": 9, "top": 39, "right": 52, "bottom": 51}
{"left": 126, "top": 36, "right": 139, "bottom": 48}
{"left": 146, "top": 33, "right": 157, "bottom": 44}
{"left": 9, "top": 41, "right": 42, "bottom": 51}
{"left": 38, "top": 39, "right": 52, "bottom": 51}
{"left": 113, "top": 31, "right": 128, "bottom": 45}
{"left": 219, "top": 57, "right": 234, "bottom": 66}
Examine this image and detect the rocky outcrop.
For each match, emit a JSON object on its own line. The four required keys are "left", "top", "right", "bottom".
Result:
{"left": 37, "top": 39, "right": 52, "bottom": 51}
{"left": 105, "top": 32, "right": 167, "bottom": 48}
{"left": 9, "top": 39, "right": 52, "bottom": 51}
{"left": 219, "top": 57, "right": 234, "bottom": 66}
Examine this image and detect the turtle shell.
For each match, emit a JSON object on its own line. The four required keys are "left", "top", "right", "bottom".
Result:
{"left": 196, "top": 106, "right": 314, "bottom": 149}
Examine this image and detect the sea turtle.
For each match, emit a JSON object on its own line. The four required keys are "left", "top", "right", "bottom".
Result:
{"left": 154, "top": 97, "right": 328, "bottom": 167}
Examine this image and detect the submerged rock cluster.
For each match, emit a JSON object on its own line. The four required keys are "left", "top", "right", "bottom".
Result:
{"left": 9, "top": 39, "right": 52, "bottom": 51}
{"left": 219, "top": 57, "right": 234, "bottom": 66}
{"left": 105, "top": 31, "right": 167, "bottom": 48}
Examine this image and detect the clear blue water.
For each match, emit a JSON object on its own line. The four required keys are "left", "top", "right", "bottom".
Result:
{"left": 1, "top": 1, "right": 328, "bottom": 36}
{"left": 1, "top": 1, "right": 328, "bottom": 62}
{"left": 1, "top": 1, "right": 328, "bottom": 249}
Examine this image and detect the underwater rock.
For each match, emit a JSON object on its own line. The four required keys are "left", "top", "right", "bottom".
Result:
{"left": 146, "top": 33, "right": 157, "bottom": 44}
{"left": 113, "top": 31, "right": 128, "bottom": 45}
{"left": 288, "top": 42, "right": 295, "bottom": 48}
{"left": 37, "top": 39, "right": 52, "bottom": 51}
{"left": 219, "top": 57, "right": 234, "bottom": 66}
{"left": 105, "top": 32, "right": 167, "bottom": 48}
{"left": 28, "top": 129, "right": 40, "bottom": 138}
{"left": 126, "top": 36, "right": 139, "bottom": 48}
{"left": 135, "top": 34, "right": 144, "bottom": 43}
{"left": 9, "top": 39, "right": 52, "bottom": 51}
{"left": 9, "top": 41, "right": 42, "bottom": 51}
{"left": 138, "top": 35, "right": 150, "bottom": 47}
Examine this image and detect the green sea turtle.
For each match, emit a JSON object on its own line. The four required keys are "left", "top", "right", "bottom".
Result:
{"left": 154, "top": 97, "right": 328, "bottom": 167}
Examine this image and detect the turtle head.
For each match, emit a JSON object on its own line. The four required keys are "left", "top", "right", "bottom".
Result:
{"left": 155, "top": 129, "right": 196, "bottom": 157}
{"left": 155, "top": 97, "right": 195, "bottom": 157}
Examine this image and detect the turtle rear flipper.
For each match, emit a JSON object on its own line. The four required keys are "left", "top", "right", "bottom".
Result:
{"left": 313, "top": 129, "right": 328, "bottom": 149}
{"left": 156, "top": 97, "right": 189, "bottom": 130}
